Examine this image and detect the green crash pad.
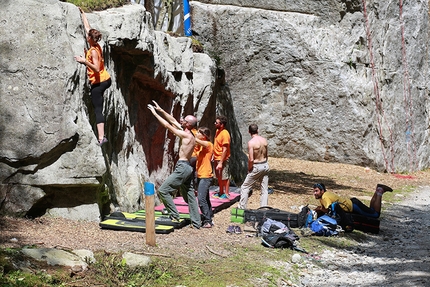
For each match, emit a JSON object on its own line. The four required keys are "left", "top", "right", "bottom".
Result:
{"left": 99, "top": 218, "right": 174, "bottom": 234}
{"left": 230, "top": 207, "right": 245, "bottom": 217}
{"left": 106, "top": 212, "right": 189, "bottom": 229}
{"left": 230, "top": 215, "right": 245, "bottom": 223}
{"left": 230, "top": 208, "right": 245, "bottom": 223}
{"left": 134, "top": 209, "right": 191, "bottom": 219}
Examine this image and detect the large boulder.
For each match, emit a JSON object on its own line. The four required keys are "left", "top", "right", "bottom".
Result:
{"left": 2, "top": 0, "right": 429, "bottom": 220}
{"left": 0, "top": 0, "right": 223, "bottom": 218}
{"left": 191, "top": 0, "right": 430, "bottom": 172}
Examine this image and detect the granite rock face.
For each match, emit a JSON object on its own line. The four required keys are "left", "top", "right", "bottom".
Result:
{"left": 1, "top": 0, "right": 429, "bottom": 220}
{"left": 191, "top": 0, "right": 430, "bottom": 172}
{"left": 0, "top": 1, "right": 222, "bottom": 218}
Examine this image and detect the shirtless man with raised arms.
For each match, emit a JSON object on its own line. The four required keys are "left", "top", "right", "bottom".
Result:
{"left": 147, "top": 101, "right": 201, "bottom": 228}
{"left": 238, "top": 124, "right": 270, "bottom": 209}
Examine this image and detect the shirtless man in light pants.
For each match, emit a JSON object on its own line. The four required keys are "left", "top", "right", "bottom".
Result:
{"left": 238, "top": 124, "right": 270, "bottom": 209}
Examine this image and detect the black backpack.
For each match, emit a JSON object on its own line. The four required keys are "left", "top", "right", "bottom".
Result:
{"left": 297, "top": 205, "right": 311, "bottom": 228}
{"left": 262, "top": 232, "right": 298, "bottom": 249}
{"left": 259, "top": 218, "right": 302, "bottom": 251}
{"left": 329, "top": 202, "right": 354, "bottom": 232}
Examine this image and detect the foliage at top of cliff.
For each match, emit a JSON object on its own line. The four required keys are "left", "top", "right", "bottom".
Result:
{"left": 62, "top": 0, "right": 127, "bottom": 12}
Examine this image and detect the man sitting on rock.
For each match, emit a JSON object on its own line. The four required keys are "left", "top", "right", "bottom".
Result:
{"left": 313, "top": 183, "right": 393, "bottom": 218}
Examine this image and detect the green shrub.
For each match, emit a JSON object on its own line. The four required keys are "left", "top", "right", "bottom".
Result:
{"left": 61, "top": 0, "right": 128, "bottom": 12}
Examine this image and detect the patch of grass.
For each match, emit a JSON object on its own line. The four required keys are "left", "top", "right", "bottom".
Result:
{"left": 87, "top": 251, "right": 171, "bottom": 286}
{"left": 0, "top": 248, "right": 69, "bottom": 287}
{"left": 191, "top": 37, "right": 204, "bottom": 53}
{"left": 1, "top": 246, "right": 293, "bottom": 287}
{"left": 385, "top": 185, "right": 415, "bottom": 202}
{"left": 145, "top": 245, "right": 291, "bottom": 287}
{"left": 0, "top": 230, "right": 380, "bottom": 287}
{"left": 297, "top": 232, "right": 362, "bottom": 255}
{"left": 62, "top": 0, "right": 127, "bottom": 12}
{"left": 88, "top": 235, "right": 368, "bottom": 286}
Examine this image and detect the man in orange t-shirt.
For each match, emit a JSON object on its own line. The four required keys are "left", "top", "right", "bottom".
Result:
{"left": 213, "top": 115, "right": 231, "bottom": 199}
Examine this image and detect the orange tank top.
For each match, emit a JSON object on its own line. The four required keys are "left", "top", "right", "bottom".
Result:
{"left": 86, "top": 43, "right": 110, "bottom": 85}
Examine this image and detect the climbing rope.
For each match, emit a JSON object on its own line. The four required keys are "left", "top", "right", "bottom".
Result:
{"left": 361, "top": 0, "right": 395, "bottom": 173}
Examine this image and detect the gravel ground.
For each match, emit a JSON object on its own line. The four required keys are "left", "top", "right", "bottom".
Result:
{"left": 1, "top": 158, "right": 429, "bottom": 286}
{"left": 296, "top": 185, "right": 430, "bottom": 287}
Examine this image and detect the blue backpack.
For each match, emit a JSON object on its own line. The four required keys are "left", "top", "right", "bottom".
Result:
{"left": 310, "top": 214, "right": 339, "bottom": 236}
{"left": 329, "top": 202, "right": 354, "bottom": 232}
{"left": 297, "top": 205, "right": 315, "bottom": 228}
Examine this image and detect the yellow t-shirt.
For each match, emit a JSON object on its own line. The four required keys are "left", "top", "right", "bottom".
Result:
{"left": 213, "top": 129, "right": 230, "bottom": 161}
{"left": 320, "top": 191, "right": 353, "bottom": 212}
{"left": 196, "top": 142, "right": 213, "bottom": 178}
{"left": 86, "top": 43, "right": 110, "bottom": 85}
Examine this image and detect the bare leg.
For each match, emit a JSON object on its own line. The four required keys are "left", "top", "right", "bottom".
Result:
{"left": 219, "top": 179, "right": 224, "bottom": 195}
{"left": 218, "top": 179, "right": 227, "bottom": 195}
{"left": 97, "top": 123, "right": 105, "bottom": 141}
{"left": 369, "top": 186, "right": 387, "bottom": 213}
{"left": 214, "top": 161, "right": 229, "bottom": 197}
{"left": 215, "top": 173, "right": 224, "bottom": 195}
{"left": 224, "top": 179, "right": 230, "bottom": 196}
{"left": 214, "top": 160, "right": 225, "bottom": 195}
{"left": 369, "top": 192, "right": 383, "bottom": 213}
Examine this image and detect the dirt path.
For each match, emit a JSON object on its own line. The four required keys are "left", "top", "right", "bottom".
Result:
{"left": 1, "top": 158, "right": 430, "bottom": 286}
{"left": 298, "top": 186, "right": 430, "bottom": 287}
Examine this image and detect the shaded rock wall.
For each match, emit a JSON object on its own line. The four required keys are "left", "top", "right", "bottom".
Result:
{"left": 191, "top": 0, "right": 430, "bottom": 172}
{"left": 0, "top": 0, "right": 225, "bottom": 219}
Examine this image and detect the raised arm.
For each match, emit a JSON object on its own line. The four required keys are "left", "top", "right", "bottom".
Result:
{"left": 79, "top": 7, "right": 91, "bottom": 35}
{"left": 148, "top": 104, "right": 187, "bottom": 138}
{"left": 151, "top": 100, "right": 182, "bottom": 130}
{"left": 195, "top": 137, "right": 210, "bottom": 147}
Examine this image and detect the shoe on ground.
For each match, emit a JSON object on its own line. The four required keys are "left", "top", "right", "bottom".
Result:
{"left": 219, "top": 194, "right": 229, "bottom": 199}
{"left": 226, "top": 225, "right": 235, "bottom": 233}
{"left": 202, "top": 222, "right": 213, "bottom": 228}
{"left": 377, "top": 184, "right": 393, "bottom": 192}
{"left": 234, "top": 226, "right": 242, "bottom": 234}
{"left": 161, "top": 208, "right": 170, "bottom": 215}
{"left": 169, "top": 216, "right": 180, "bottom": 223}
{"left": 212, "top": 193, "right": 220, "bottom": 198}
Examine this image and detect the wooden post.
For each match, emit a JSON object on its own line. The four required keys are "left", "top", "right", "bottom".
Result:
{"left": 144, "top": 182, "right": 156, "bottom": 246}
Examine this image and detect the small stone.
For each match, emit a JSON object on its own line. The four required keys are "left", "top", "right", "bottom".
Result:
{"left": 70, "top": 265, "right": 83, "bottom": 273}
{"left": 291, "top": 253, "right": 301, "bottom": 263}
{"left": 327, "top": 264, "right": 338, "bottom": 270}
